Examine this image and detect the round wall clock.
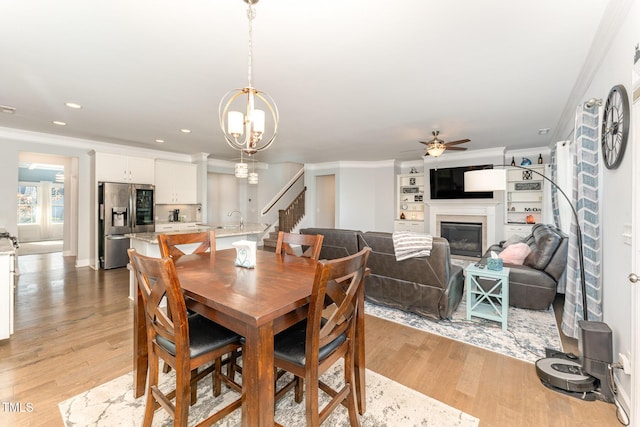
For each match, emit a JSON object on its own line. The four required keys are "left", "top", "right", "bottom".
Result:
{"left": 601, "top": 84, "right": 630, "bottom": 169}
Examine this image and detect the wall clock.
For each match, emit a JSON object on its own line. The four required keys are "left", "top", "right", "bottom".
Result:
{"left": 601, "top": 84, "right": 630, "bottom": 169}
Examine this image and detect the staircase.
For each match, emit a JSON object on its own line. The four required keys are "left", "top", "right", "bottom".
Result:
{"left": 262, "top": 227, "right": 280, "bottom": 252}
{"left": 262, "top": 187, "right": 307, "bottom": 252}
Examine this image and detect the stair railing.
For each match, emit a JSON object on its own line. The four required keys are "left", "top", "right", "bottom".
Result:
{"left": 261, "top": 167, "right": 304, "bottom": 216}
{"left": 278, "top": 187, "right": 307, "bottom": 233}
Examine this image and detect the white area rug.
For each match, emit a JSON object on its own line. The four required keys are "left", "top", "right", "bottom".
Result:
{"left": 17, "top": 240, "right": 63, "bottom": 255}
{"left": 59, "top": 361, "right": 478, "bottom": 427}
{"left": 365, "top": 298, "right": 562, "bottom": 364}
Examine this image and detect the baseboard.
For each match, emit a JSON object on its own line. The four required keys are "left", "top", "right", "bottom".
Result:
{"left": 75, "top": 258, "right": 91, "bottom": 268}
{"left": 614, "top": 370, "right": 631, "bottom": 417}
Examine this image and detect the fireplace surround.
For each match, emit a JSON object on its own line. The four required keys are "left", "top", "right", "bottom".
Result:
{"left": 429, "top": 201, "right": 499, "bottom": 255}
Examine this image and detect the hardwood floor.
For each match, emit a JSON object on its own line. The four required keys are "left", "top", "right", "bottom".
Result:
{"left": 0, "top": 253, "right": 619, "bottom": 426}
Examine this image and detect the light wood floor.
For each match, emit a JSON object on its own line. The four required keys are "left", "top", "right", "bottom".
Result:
{"left": 0, "top": 253, "right": 619, "bottom": 426}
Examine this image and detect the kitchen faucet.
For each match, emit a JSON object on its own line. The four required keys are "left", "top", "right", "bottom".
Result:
{"left": 227, "top": 210, "right": 244, "bottom": 228}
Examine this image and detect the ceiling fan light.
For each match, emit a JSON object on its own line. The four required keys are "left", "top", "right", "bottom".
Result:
{"left": 426, "top": 145, "right": 446, "bottom": 157}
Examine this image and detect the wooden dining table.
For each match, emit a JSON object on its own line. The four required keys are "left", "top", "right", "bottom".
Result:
{"left": 133, "top": 248, "right": 367, "bottom": 427}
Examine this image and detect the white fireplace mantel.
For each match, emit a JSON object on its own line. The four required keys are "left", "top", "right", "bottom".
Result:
{"left": 427, "top": 201, "right": 500, "bottom": 253}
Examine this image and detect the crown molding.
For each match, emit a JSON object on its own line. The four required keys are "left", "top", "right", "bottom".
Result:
{"left": 305, "top": 159, "right": 396, "bottom": 171}
{"left": 550, "top": 0, "right": 635, "bottom": 143}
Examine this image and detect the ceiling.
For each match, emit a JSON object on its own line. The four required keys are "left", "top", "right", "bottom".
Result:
{"left": 0, "top": 0, "right": 611, "bottom": 164}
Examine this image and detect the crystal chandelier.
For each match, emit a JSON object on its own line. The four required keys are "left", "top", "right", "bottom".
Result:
{"left": 219, "top": 0, "right": 279, "bottom": 155}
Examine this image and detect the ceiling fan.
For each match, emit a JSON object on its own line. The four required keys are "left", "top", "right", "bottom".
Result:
{"left": 419, "top": 131, "right": 470, "bottom": 157}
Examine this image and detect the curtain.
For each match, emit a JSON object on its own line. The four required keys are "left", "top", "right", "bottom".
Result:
{"left": 551, "top": 142, "right": 573, "bottom": 294}
{"left": 561, "top": 104, "right": 603, "bottom": 338}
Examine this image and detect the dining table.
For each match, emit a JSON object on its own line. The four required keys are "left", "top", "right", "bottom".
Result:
{"left": 132, "top": 248, "right": 367, "bottom": 427}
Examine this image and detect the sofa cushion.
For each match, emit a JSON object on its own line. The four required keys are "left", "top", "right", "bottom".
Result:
{"left": 503, "top": 234, "right": 525, "bottom": 247}
{"left": 524, "top": 224, "right": 564, "bottom": 270}
{"left": 299, "top": 228, "right": 360, "bottom": 260}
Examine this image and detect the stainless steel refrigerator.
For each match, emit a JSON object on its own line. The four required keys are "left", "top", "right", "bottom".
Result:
{"left": 98, "top": 182, "right": 155, "bottom": 269}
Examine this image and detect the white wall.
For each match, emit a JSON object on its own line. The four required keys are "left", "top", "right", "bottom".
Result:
{"left": 207, "top": 173, "right": 240, "bottom": 225}
{"left": 303, "top": 161, "right": 396, "bottom": 232}
{"left": 553, "top": 0, "right": 639, "bottom": 408}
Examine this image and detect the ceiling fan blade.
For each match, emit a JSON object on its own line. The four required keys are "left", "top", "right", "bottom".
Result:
{"left": 444, "top": 139, "right": 470, "bottom": 146}
{"left": 446, "top": 146, "right": 468, "bottom": 151}
{"left": 418, "top": 141, "right": 431, "bottom": 146}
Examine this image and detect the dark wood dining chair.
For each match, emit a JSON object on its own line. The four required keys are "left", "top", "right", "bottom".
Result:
{"left": 157, "top": 230, "right": 216, "bottom": 259}
{"left": 273, "top": 246, "right": 371, "bottom": 426}
{"left": 275, "top": 231, "right": 324, "bottom": 261}
{"left": 128, "top": 249, "right": 242, "bottom": 427}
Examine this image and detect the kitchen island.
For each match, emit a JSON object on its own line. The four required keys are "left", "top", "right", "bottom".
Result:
{"left": 126, "top": 223, "right": 268, "bottom": 299}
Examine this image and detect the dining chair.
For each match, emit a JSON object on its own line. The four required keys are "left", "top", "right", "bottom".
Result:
{"left": 128, "top": 249, "right": 242, "bottom": 427}
{"left": 157, "top": 230, "right": 216, "bottom": 260}
{"left": 274, "top": 231, "right": 324, "bottom": 261}
{"left": 273, "top": 246, "right": 371, "bottom": 427}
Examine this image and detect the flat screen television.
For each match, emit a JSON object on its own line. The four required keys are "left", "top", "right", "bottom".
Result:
{"left": 429, "top": 165, "right": 494, "bottom": 199}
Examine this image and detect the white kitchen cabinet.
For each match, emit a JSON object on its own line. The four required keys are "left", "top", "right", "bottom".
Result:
{"left": 95, "top": 152, "right": 155, "bottom": 184}
{"left": 394, "top": 220, "right": 424, "bottom": 233}
{"left": 155, "top": 160, "right": 198, "bottom": 204}
{"left": 0, "top": 246, "right": 16, "bottom": 340}
{"left": 178, "top": 222, "right": 199, "bottom": 231}
{"left": 154, "top": 222, "right": 199, "bottom": 232}
{"left": 155, "top": 223, "right": 180, "bottom": 232}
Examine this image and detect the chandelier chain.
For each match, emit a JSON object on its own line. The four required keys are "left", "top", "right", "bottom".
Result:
{"left": 246, "top": 1, "right": 255, "bottom": 88}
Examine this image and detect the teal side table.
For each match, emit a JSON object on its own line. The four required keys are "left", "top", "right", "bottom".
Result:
{"left": 465, "top": 264, "right": 510, "bottom": 330}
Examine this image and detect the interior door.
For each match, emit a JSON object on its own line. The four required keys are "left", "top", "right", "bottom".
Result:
{"left": 630, "top": 82, "right": 640, "bottom": 424}
{"left": 316, "top": 174, "right": 335, "bottom": 228}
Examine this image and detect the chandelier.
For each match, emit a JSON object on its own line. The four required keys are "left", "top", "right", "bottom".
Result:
{"left": 219, "top": 0, "right": 279, "bottom": 155}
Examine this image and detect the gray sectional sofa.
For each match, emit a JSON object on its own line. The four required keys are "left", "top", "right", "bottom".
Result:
{"left": 481, "top": 223, "right": 568, "bottom": 310}
{"left": 300, "top": 228, "right": 464, "bottom": 320}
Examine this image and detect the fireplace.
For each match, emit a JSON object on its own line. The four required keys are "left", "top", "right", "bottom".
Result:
{"left": 440, "top": 221, "right": 483, "bottom": 257}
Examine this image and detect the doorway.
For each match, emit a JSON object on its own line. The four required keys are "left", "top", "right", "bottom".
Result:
{"left": 17, "top": 153, "right": 76, "bottom": 256}
{"left": 316, "top": 174, "right": 335, "bottom": 228}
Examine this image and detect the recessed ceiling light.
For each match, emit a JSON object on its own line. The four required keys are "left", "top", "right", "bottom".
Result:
{"left": 53, "top": 121, "right": 67, "bottom": 126}
{"left": 65, "top": 102, "right": 82, "bottom": 109}
{"left": 180, "top": 129, "right": 192, "bottom": 134}
{"left": 155, "top": 139, "right": 165, "bottom": 144}
{"left": 538, "top": 128, "right": 550, "bottom": 135}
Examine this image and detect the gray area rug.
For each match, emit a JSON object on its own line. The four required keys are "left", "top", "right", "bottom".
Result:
{"left": 59, "top": 361, "right": 478, "bottom": 426}
{"left": 365, "top": 297, "right": 562, "bottom": 364}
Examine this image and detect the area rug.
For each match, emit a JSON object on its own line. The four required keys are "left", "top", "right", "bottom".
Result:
{"left": 17, "top": 240, "right": 63, "bottom": 255}
{"left": 365, "top": 298, "right": 562, "bottom": 364}
{"left": 59, "top": 361, "right": 478, "bottom": 427}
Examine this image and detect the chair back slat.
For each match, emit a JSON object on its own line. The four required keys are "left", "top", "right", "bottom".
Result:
{"left": 158, "top": 231, "right": 216, "bottom": 260}
{"left": 275, "top": 231, "right": 324, "bottom": 261}
{"left": 128, "top": 249, "right": 189, "bottom": 353}
{"left": 306, "top": 247, "right": 370, "bottom": 358}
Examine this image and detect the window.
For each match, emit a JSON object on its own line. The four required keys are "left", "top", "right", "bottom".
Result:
{"left": 17, "top": 185, "right": 38, "bottom": 224}
{"left": 51, "top": 184, "right": 64, "bottom": 224}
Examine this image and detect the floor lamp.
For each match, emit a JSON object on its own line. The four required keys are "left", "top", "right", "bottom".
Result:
{"left": 464, "top": 165, "right": 588, "bottom": 321}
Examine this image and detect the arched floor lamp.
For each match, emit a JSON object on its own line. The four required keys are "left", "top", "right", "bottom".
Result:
{"left": 464, "top": 165, "right": 588, "bottom": 321}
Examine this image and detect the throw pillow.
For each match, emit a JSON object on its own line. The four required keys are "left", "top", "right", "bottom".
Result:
{"left": 503, "top": 234, "right": 524, "bottom": 248}
{"left": 498, "top": 242, "right": 531, "bottom": 265}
